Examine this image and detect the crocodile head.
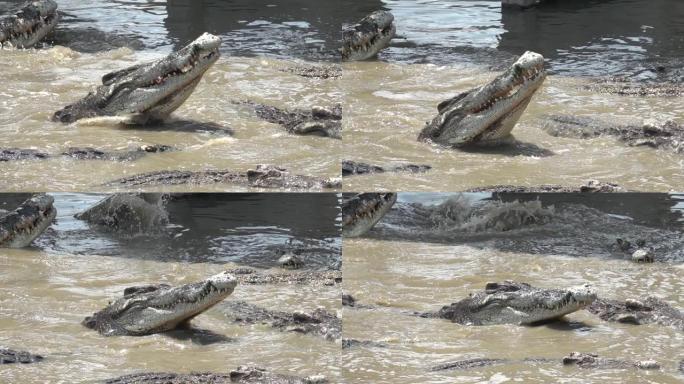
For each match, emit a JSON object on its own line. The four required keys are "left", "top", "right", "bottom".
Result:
{"left": 83, "top": 271, "right": 237, "bottom": 336}
{"left": 53, "top": 33, "right": 221, "bottom": 124}
{"left": 0, "top": 194, "right": 56, "bottom": 248}
{"left": 0, "top": 0, "right": 59, "bottom": 48}
{"left": 419, "top": 51, "right": 546, "bottom": 147}
{"left": 438, "top": 281, "right": 596, "bottom": 325}
{"left": 342, "top": 193, "right": 397, "bottom": 237}
{"left": 342, "top": 11, "right": 395, "bottom": 61}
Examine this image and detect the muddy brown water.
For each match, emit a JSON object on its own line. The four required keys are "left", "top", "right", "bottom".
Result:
{"left": 0, "top": 193, "right": 341, "bottom": 383}
{"left": 342, "top": 61, "right": 684, "bottom": 192}
{"left": 341, "top": 194, "right": 683, "bottom": 383}
{"left": 342, "top": 239, "right": 683, "bottom": 384}
{"left": 0, "top": 48, "right": 340, "bottom": 192}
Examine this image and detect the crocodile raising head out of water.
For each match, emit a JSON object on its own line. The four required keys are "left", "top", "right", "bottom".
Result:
{"left": 342, "top": 193, "right": 397, "bottom": 237}
{"left": 0, "top": 194, "right": 56, "bottom": 248}
{"left": 342, "top": 11, "right": 396, "bottom": 61}
{"left": 419, "top": 51, "right": 546, "bottom": 147}
{"left": 0, "top": 0, "right": 59, "bottom": 48}
{"left": 83, "top": 271, "right": 237, "bottom": 336}
{"left": 53, "top": 33, "right": 220, "bottom": 124}
{"left": 422, "top": 281, "right": 596, "bottom": 325}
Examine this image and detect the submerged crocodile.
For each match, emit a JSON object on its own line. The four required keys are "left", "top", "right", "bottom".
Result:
{"left": 418, "top": 51, "right": 546, "bottom": 147}
{"left": 83, "top": 271, "right": 237, "bottom": 336}
{"left": 0, "top": 348, "right": 43, "bottom": 364}
{"left": 237, "top": 101, "right": 341, "bottom": 139}
{"left": 53, "top": 33, "right": 220, "bottom": 124}
{"left": 420, "top": 281, "right": 597, "bottom": 325}
{"left": 221, "top": 301, "right": 341, "bottom": 341}
{"left": 0, "top": 145, "right": 173, "bottom": 162}
{"left": 463, "top": 180, "right": 625, "bottom": 193}
{"left": 342, "top": 160, "right": 431, "bottom": 176}
{"left": 342, "top": 10, "right": 395, "bottom": 61}
{"left": 105, "top": 165, "right": 341, "bottom": 190}
{"left": 0, "top": 194, "right": 56, "bottom": 248}
{"left": 0, "top": 0, "right": 59, "bottom": 48}
{"left": 582, "top": 77, "right": 683, "bottom": 97}
{"left": 587, "top": 297, "right": 683, "bottom": 331}
{"left": 227, "top": 267, "right": 341, "bottom": 287}
{"left": 431, "top": 352, "right": 660, "bottom": 372}
{"left": 342, "top": 192, "right": 397, "bottom": 237}
{"left": 105, "top": 366, "right": 328, "bottom": 384}
{"left": 542, "top": 115, "right": 684, "bottom": 154}
{"left": 280, "top": 63, "right": 341, "bottom": 79}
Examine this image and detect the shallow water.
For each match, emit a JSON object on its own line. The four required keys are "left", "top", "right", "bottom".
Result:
{"left": 342, "top": 193, "right": 684, "bottom": 383}
{"left": 0, "top": 48, "right": 340, "bottom": 191}
{"left": 0, "top": 193, "right": 341, "bottom": 383}
{"left": 342, "top": 62, "right": 684, "bottom": 191}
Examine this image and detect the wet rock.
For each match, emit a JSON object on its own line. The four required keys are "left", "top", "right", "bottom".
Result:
{"left": 0, "top": 348, "right": 43, "bottom": 364}
{"left": 277, "top": 252, "right": 304, "bottom": 270}
{"left": 342, "top": 160, "right": 432, "bottom": 176}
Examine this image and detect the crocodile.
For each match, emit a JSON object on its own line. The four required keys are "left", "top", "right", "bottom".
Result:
{"left": 74, "top": 193, "right": 168, "bottom": 234}
{"left": 0, "top": 348, "right": 43, "bottom": 364}
{"left": 342, "top": 160, "right": 431, "bottom": 176}
{"left": 0, "top": 0, "right": 59, "bottom": 48}
{"left": 342, "top": 10, "right": 396, "bottom": 61}
{"left": 82, "top": 271, "right": 237, "bottom": 336}
{"left": 420, "top": 281, "right": 596, "bottom": 325}
{"left": 237, "top": 101, "right": 341, "bottom": 139}
{"left": 221, "top": 301, "right": 341, "bottom": 341}
{"left": 463, "top": 180, "right": 625, "bottom": 193}
{"left": 105, "top": 366, "right": 328, "bottom": 384}
{"left": 582, "top": 77, "right": 683, "bottom": 97}
{"left": 0, "top": 145, "right": 173, "bottom": 162}
{"left": 227, "top": 267, "right": 341, "bottom": 287}
{"left": 105, "top": 165, "right": 341, "bottom": 190}
{"left": 342, "top": 192, "right": 397, "bottom": 237}
{"left": 431, "top": 353, "right": 660, "bottom": 372}
{"left": 279, "top": 63, "right": 341, "bottom": 79}
{"left": 587, "top": 297, "right": 683, "bottom": 331}
{"left": 542, "top": 114, "right": 684, "bottom": 154}
{"left": 53, "top": 33, "right": 220, "bottom": 124}
{"left": 0, "top": 194, "right": 56, "bottom": 248}
{"left": 418, "top": 51, "right": 546, "bottom": 147}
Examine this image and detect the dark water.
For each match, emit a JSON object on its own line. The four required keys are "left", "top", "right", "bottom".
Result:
{"left": 357, "top": 0, "right": 684, "bottom": 79}
{"left": 1, "top": 193, "right": 341, "bottom": 269}
{"left": 7, "top": 0, "right": 347, "bottom": 59}
{"left": 4, "top": 0, "right": 680, "bottom": 75}
{"left": 367, "top": 192, "right": 684, "bottom": 262}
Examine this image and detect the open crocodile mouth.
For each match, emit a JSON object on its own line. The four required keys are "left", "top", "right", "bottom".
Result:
{"left": 1, "top": 13, "right": 57, "bottom": 42}
{"left": 346, "top": 23, "right": 395, "bottom": 53}
{"left": 0, "top": 1, "right": 59, "bottom": 47}
{"left": 0, "top": 195, "right": 56, "bottom": 247}
{"left": 472, "top": 65, "right": 545, "bottom": 114}
{"left": 149, "top": 48, "right": 219, "bottom": 88}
